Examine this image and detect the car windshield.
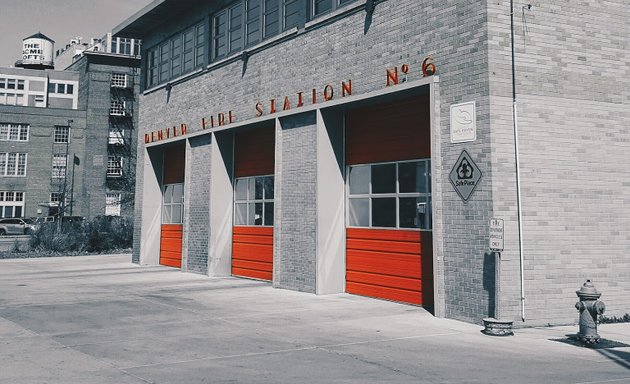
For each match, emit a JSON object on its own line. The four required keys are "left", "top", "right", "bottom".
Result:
{"left": 22, "top": 218, "right": 35, "bottom": 224}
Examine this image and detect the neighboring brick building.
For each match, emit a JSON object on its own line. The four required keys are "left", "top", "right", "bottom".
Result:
{"left": 115, "top": 0, "right": 629, "bottom": 326}
{"left": 0, "top": 33, "right": 141, "bottom": 220}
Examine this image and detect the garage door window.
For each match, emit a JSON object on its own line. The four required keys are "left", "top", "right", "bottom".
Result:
{"left": 234, "top": 175, "right": 274, "bottom": 226}
{"left": 348, "top": 160, "right": 431, "bottom": 230}
{"left": 162, "top": 183, "right": 184, "bottom": 224}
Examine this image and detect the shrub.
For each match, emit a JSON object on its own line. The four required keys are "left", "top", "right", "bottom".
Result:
{"left": 28, "top": 216, "right": 133, "bottom": 254}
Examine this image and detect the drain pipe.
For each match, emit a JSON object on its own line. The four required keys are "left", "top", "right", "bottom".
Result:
{"left": 510, "top": 0, "right": 526, "bottom": 322}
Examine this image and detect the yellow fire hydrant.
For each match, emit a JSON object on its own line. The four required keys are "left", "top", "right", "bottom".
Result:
{"left": 575, "top": 280, "right": 606, "bottom": 344}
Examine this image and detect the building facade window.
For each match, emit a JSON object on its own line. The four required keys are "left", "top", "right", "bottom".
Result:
{"left": 209, "top": 0, "right": 358, "bottom": 62}
{"left": 0, "top": 123, "right": 29, "bottom": 142}
{"left": 0, "top": 191, "right": 25, "bottom": 218}
{"left": 347, "top": 160, "right": 432, "bottom": 230}
{"left": 48, "top": 82, "right": 75, "bottom": 94}
{"left": 146, "top": 21, "right": 206, "bottom": 88}
{"left": 0, "top": 153, "right": 27, "bottom": 177}
{"left": 234, "top": 175, "right": 274, "bottom": 226}
{"left": 109, "top": 100, "right": 128, "bottom": 116}
{"left": 312, "top": 0, "right": 355, "bottom": 17}
{"left": 162, "top": 183, "right": 184, "bottom": 223}
{"left": 53, "top": 125, "right": 70, "bottom": 143}
{"left": 107, "top": 156, "right": 123, "bottom": 177}
{"left": 105, "top": 193, "right": 122, "bottom": 216}
{"left": 50, "top": 192, "right": 64, "bottom": 205}
{"left": 52, "top": 154, "right": 67, "bottom": 179}
{"left": 111, "top": 73, "right": 128, "bottom": 88}
{"left": 109, "top": 128, "right": 124, "bottom": 145}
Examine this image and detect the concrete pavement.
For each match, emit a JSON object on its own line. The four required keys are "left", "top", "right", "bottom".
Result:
{"left": 0, "top": 254, "right": 628, "bottom": 384}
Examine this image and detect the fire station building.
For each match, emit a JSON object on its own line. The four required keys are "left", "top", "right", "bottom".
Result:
{"left": 114, "top": 0, "right": 629, "bottom": 325}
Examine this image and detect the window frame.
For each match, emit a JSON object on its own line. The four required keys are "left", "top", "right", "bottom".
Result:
{"left": 106, "top": 156, "right": 123, "bottom": 177}
{"left": 233, "top": 174, "right": 274, "bottom": 227}
{"left": 0, "top": 153, "right": 28, "bottom": 177}
{"left": 346, "top": 159, "right": 432, "bottom": 231}
{"left": 0, "top": 191, "right": 25, "bottom": 218}
{"left": 111, "top": 73, "right": 128, "bottom": 88}
{"left": 51, "top": 154, "right": 67, "bottom": 179}
{"left": 105, "top": 193, "right": 122, "bottom": 216}
{"left": 145, "top": 20, "right": 207, "bottom": 88}
{"left": 53, "top": 125, "right": 70, "bottom": 143}
{"left": 0, "top": 123, "right": 29, "bottom": 142}
{"left": 162, "top": 183, "right": 184, "bottom": 224}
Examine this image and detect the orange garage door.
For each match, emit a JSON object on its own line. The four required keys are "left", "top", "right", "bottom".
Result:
{"left": 345, "top": 96, "right": 433, "bottom": 307}
{"left": 346, "top": 228, "right": 433, "bottom": 306}
{"left": 160, "top": 144, "right": 185, "bottom": 268}
{"left": 232, "top": 126, "right": 275, "bottom": 281}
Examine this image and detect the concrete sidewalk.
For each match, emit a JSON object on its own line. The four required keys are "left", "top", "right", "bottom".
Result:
{"left": 1, "top": 255, "right": 628, "bottom": 384}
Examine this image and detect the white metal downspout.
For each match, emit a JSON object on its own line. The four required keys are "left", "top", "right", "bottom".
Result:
{"left": 510, "top": 0, "right": 526, "bottom": 322}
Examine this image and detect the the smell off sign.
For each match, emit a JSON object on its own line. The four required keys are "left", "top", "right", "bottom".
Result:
{"left": 489, "top": 218, "right": 504, "bottom": 252}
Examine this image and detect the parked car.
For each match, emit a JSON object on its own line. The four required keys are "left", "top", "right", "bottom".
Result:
{"left": 0, "top": 218, "right": 38, "bottom": 235}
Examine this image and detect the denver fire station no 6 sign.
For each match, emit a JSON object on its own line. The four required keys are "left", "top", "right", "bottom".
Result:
{"left": 449, "top": 150, "right": 482, "bottom": 202}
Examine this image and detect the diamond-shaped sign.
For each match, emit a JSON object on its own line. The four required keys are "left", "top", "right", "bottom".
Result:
{"left": 449, "top": 150, "right": 482, "bottom": 202}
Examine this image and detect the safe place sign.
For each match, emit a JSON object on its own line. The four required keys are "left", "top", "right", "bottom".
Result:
{"left": 449, "top": 150, "right": 482, "bottom": 202}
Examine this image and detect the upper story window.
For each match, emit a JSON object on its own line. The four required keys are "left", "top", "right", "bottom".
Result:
{"left": 107, "top": 156, "right": 123, "bottom": 177}
{"left": 312, "top": 0, "right": 355, "bottom": 17}
{"left": 212, "top": 0, "right": 303, "bottom": 61}
{"left": 111, "top": 73, "right": 128, "bottom": 88}
{"left": 52, "top": 154, "right": 67, "bottom": 179}
{"left": 0, "top": 153, "right": 28, "bottom": 177}
{"left": 210, "top": 0, "right": 358, "bottom": 62}
{"left": 109, "top": 100, "right": 130, "bottom": 116}
{"left": 48, "top": 82, "right": 74, "bottom": 95}
{"left": 146, "top": 21, "right": 206, "bottom": 88}
{"left": 0, "top": 78, "right": 25, "bottom": 91}
{"left": 53, "top": 125, "right": 70, "bottom": 143}
{"left": 0, "top": 124, "right": 29, "bottom": 142}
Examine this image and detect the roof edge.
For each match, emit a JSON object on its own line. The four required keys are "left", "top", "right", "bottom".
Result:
{"left": 113, "top": 0, "right": 167, "bottom": 37}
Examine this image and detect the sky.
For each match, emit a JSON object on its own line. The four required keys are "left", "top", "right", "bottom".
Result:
{"left": 0, "top": 0, "right": 153, "bottom": 67}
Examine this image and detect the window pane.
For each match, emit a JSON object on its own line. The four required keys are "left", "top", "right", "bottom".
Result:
{"left": 4, "top": 206, "right": 13, "bottom": 218}
{"left": 264, "top": 202, "right": 274, "bottom": 226}
{"left": 399, "top": 197, "right": 419, "bottom": 229}
{"left": 246, "top": 0, "right": 261, "bottom": 45}
{"left": 349, "top": 165, "right": 369, "bottom": 195}
{"left": 264, "top": 176, "right": 274, "bottom": 199}
{"left": 264, "top": 0, "right": 279, "bottom": 38}
{"left": 172, "top": 204, "right": 183, "bottom": 223}
{"left": 284, "top": 0, "right": 302, "bottom": 29}
{"left": 314, "top": 0, "right": 333, "bottom": 16}
{"left": 172, "top": 184, "right": 183, "bottom": 204}
{"left": 255, "top": 177, "right": 264, "bottom": 199}
{"left": 229, "top": 4, "right": 243, "bottom": 53}
{"left": 254, "top": 202, "right": 263, "bottom": 225}
{"left": 163, "top": 185, "right": 174, "bottom": 204}
{"left": 372, "top": 197, "right": 396, "bottom": 227}
{"left": 348, "top": 198, "right": 369, "bottom": 227}
{"left": 214, "top": 12, "right": 227, "bottom": 58}
{"left": 235, "top": 178, "right": 248, "bottom": 200}
{"left": 248, "top": 202, "right": 256, "bottom": 225}
{"left": 162, "top": 206, "right": 172, "bottom": 223}
{"left": 371, "top": 164, "right": 396, "bottom": 194}
{"left": 235, "top": 203, "right": 248, "bottom": 225}
{"left": 399, "top": 161, "right": 428, "bottom": 193}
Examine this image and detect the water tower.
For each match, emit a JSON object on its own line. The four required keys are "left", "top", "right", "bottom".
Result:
{"left": 15, "top": 32, "right": 55, "bottom": 70}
